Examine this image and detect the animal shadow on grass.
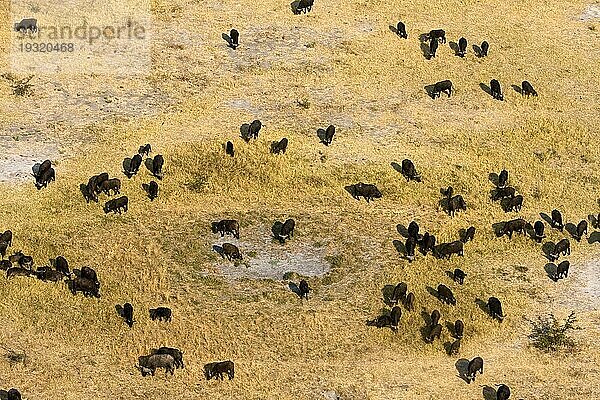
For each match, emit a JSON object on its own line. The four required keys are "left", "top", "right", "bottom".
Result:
{"left": 458, "top": 228, "right": 467, "bottom": 242}
{"left": 419, "top": 309, "right": 432, "bottom": 343}
{"left": 424, "top": 84, "right": 436, "bottom": 99}
{"left": 512, "top": 84, "right": 523, "bottom": 95}
{"left": 79, "top": 183, "right": 90, "bottom": 201}
{"left": 240, "top": 123, "right": 250, "bottom": 141}
{"left": 588, "top": 214, "right": 598, "bottom": 229}
{"left": 392, "top": 240, "right": 406, "bottom": 256}
{"left": 483, "top": 386, "right": 497, "bottom": 400}
{"left": 396, "top": 224, "right": 409, "bottom": 237}
{"left": 389, "top": 25, "right": 398, "bottom": 34}
{"left": 500, "top": 198, "right": 513, "bottom": 212}
{"left": 565, "top": 223, "right": 577, "bottom": 239}
{"left": 474, "top": 298, "right": 488, "bottom": 315}
{"left": 344, "top": 185, "right": 358, "bottom": 200}
{"left": 449, "top": 41, "right": 459, "bottom": 56}
{"left": 420, "top": 42, "right": 432, "bottom": 60}
{"left": 588, "top": 231, "right": 600, "bottom": 244}
{"left": 144, "top": 158, "right": 154, "bottom": 174}
{"left": 443, "top": 341, "right": 454, "bottom": 355}
{"left": 288, "top": 282, "right": 302, "bottom": 297}
{"left": 290, "top": 1, "right": 300, "bottom": 14}
{"left": 439, "top": 197, "right": 451, "bottom": 215}
{"left": 492, "top": 222, "right": 505, "bottom": 237}
{"left": 455, "top": 359, "right": 470, "bottom": 383}
{"left": 480, "top": 83, "right": 492, "bottom": 96}
{"left": 316, "top": 128, "right": 327, "bottom": 144}
{"left": 212, "top": 245, "right": 224, "bottom": 258}
{"left": 222, "top": 33, "right": 233, "bottom": 47}
{"left": 445, "top": 321, "right": 455, "bottom": 336}
{"left": 426, "top": 286, "right": 438, "bottom": 299}
{"left": 472, "top": 44, "right": 482, "bottom": 57}
{"left": 544, "top": 263, "right": 558, "bottom": 281}
{"left": 115, "top": 304, "right": 126, "bottom": 318}
{"left": 391, "top": 162, "right": 403, "bottom": 174}
{"left": 540, "top": 212, "right": 554, "bottom": 226}
{"left": 122, "top": 157, "right": 133, "bottom": 178}
{"left": 445, "top": 270, "right": 455, "bottom": 280}
{"left": 382, "top": 284, "right": 396, "bottom": 306}
{"left": 542, "top": 241, "right": 556, "bottom": 261}
{"left": 488, "top": 172, "right": 499, "bottom": 186}
{"left": 271, "top": 221, "right": 284, "bottom": 240}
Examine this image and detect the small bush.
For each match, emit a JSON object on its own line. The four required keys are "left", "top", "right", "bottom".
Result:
{"left": 529, "top": 311, "right": 581, "bottom": 352}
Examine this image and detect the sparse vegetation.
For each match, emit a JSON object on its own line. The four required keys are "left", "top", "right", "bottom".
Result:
{"left": 529, "top": 312, "right": 581, "bottom": 352}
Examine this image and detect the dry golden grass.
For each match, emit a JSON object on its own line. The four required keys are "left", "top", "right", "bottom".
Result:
{"left": 0, "top": 0, "right": 600, "bottom": 398}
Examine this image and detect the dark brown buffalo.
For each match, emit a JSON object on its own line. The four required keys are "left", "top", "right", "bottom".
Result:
{"left": 498, "top": 169, "right": 508, "bottom": 187}
{"left": 390, "top": 306, "right": 402, "bottom": 332}
{"left": 351, "top": 183, "right": 382, "bottom": 202}
{"left": 299, "top": 279, "right": 310, "bottom": 300}
{"left": 466, "top": 356, "right": 484, "bottom": 383}
{"left": 0, "top": 230, "right": 13, "bottom": 246}
{"left": 426, "top": 323, "right": 442, "bottom": 343}
{"left": 405, "top": 237, "right": 416, "bottom": 262}
{"left": 432, "top": 80, "right": 452, "bottom": 98}
{"left": 550, "top": 238, "right": 570, "bottom": 261}
{"left": 488, "top": 297, "right": 504, "bottom": 322}
{"left": 453, "top": 268, "right": 466, "bottom": 285}
{"left": 204, "top": 360, "right": 234, "bottom": 380}
{"left": 226, "top": 141, "right": 234, "bottom": 157}
{"left": 103, "top": 196, "right": 128, "bottom": 214}
{"left": 142, "top": 181, "right": 159, "bottom": 201}
{"left": 533, "top": 220, "right": 545, "bottom": 243}
{"left": 404, "top": 292, "right": 415, "bottom": 311}
{"left": 152, "top": 155, "right": 164, "bottom": 179}
{"left": 575, "top": 220, "right": 588, "bottom": 241}
{"left": 551, "top": 209, "right": 563, "bottom": 230}
{"left": 68, "top": 277, "right": 100, "bottom": 298}
{"left": 149, "top": 307, "right": 172, "bottom": 322}
{"left": 437, "top": 284, "right": 456, "bottom": 305}
{"left": 390, "top": 282, "right": 407, "bottom": 305}
{"left": 221, "top": 243, "right": 242, "bottom": 261}
{"left": 401, "top": 159, "right": 421, "bottom": 182}
{"left": 454, "top": 319, "right": 464, "bottom": 339}
{"left": 139, "top": 143, "right": 152, "bottom": 156}
{"left": 435, "top": 241, "right": 463, "bottom": 259}
{"left": 448, "top": 195, "right": 466, "bottom": 217}
{"left": 430, "top": 309, "right": 441, "bottom": 326}
{"left": 271, "top": 138, "right": 288, "bottom": 154}
{"left": 492, "top": 186, "right": 515, "bottom": 201}
{"left": 490, "top": 79, "right": 503, "bottom": 101}
{"left": 151, "top": 347, "right": 184, "bottom": 369}
{"left": 521, "top": 80, "right": 537, "bottom": 97}
{"left": 496, "top": 384, "right": 511, "bottom": 400}
{"left": 499, "top": 218, "right": 527, "bottom": 239}
{"left": 100, "top": 178, "right": 121, "bottom": 196}
{"left": 138, "top": 354, "right": 175, "bottom": 376}
{"left": 211, "top": 220, "right": 240, "bottom": 239}
{"left": 556, "top": 260, "right": 570, "bottom": 280}
{"left": 462, "top": 226, "right": 475, "bottom": 243}
{"left": 6, "top": 267, "right": 34, "bottom": 278}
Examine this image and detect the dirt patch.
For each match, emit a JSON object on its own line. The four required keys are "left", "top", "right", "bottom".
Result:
{"left": 208, "top": 225, "right": 331, "bottom": 280}
{"left": 559, "top": 258, "right": 600, "bottom": 312}
{"left": 580, "top": 4, "right": 600, "bottom": 20}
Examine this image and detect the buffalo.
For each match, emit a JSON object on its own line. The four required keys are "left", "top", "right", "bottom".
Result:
{"left": 226, "top": 141, "right": 234, "bottom": 157}
{"left": 152, "top": 155, "right": 165, "bottom": 179}
{"left": 427, "top": 29, "right": 446, "bottom": 43}
{"left": 435, "top": 241, "right": 463, "bottom": 259}
{"left": 499, "top": 218, "right": 527, "bottom": 239}
{"left": 0, "top": 230, "right": 12, "bottom": 247}
{"left": 448, "top": 195, "right": 467, "bottom": 217}
{"left": 390, "top": 282, "right": 407, "bottom": 305}
{"left": 53, "top": 256, "right": 70, "bottom": 276}
{"left": 575, "top": 220, "right": 588, "bottom": 241}
{"left": 432, "top": 80, "right": 452, "bottom": 98}
{"left": 480, "top": 41, "right": 489, "bottom": 56}
{"left": 68, "top": 277, "right": 100, "bottom": 298}
{"left": 149, "top": 307, "right": 172, "bottom": 322}
{"left": 492, "top": 186, "right": 515, "bottom": 201}
{"left": 138, "top": 354, "right": 175, "bottom": 376}
{"left": 437, "top": 284, "right": 456, "bottom": 305}
{"left": 453, "top": 268, "right": 466, "bottom": 285}
{"left": 103, "top": 196, "right": 128, "bottom": 214}
{"left": 390, "top": 306, "right": 402, "bottom": 332}
{"left": 139, "top": 144, "right": 152, "bottom": 156}
{"left": 550, "top": 238, "right": 570, "bottom": 261}
{"left": 401, "top": 159, "right": 421, "bottom": 182}
{"left": 404, "top": 292, "right": 415, "bottom": 311}
{"left": 450, "top": 339, "right": 461, "bottom": 355}
{"left": 278, "top": 218, "right": 296, "bottom": 243}
{"left": 521, "top": 81, "right": 537, "bottom": 97}
{"left": 504, "top": 195, "right": 523, "bottom": 212}
{"left": 551, "top": 209, "right": 564, "bottom": 231}
{"left": 426, "top": 324, "right": 442, "bottom": 343}
{"left": 430, "top": 309, "right": 441, "bottom": 327}
{"left": 35, "top": 167, "right": 55, "bottom": 189}
{"left": 0, "top": 260, "right": 11, "bottom": 270}
{"left": 152, "top": 347, "right": 184, "bottom": 369}
{"left": 229, "top": 29, "right": 239, "bottom": 49}
{"left": 123, "top": 303, "right": 134, "bottom": 327}
{"left": 556, "top": 260, "right": 570, "bottom": 280}
{"left": 498, "top": 169, "right": 508, "bottom": 188}
{"left": 367, "top": 314, "right": 392, "bottom": 328}
{"left": 497, "top": 384, "right": 511, "bottom": 400}
{"left": 249, "top": 120, "right": 262, "bottom": 139}
{"left": 490, "top": 79, "right": 503, "bottom": 100}
{"left": 396, "top": 21, "right": 407, "bottom": 39}
{"left": 271, "top": 138, "right": 289, "bottom": 154}
{"left": 322, "top": 125, "right": 335, "bottom": 145}
{"left": 454, "top": 319, "right": 464, "bottom": 339}
{"left": 6, "top": 267, "right": 34, "bottom": 278}
{"left": 100, "top": 178, "right": 121, "bottom": 196}
{"left": 299, "top": 279, "right": 310, "bottom": 300}
{"left": 350, "top": 183, "right": 382, "bottom": 202}
{"left": 14, "top": 18, "right": 37, "bottom": 33}
{"left": 462, "top": 226, "right": 475, "bottom": 243}
{"left": 457, "top": 37, "right": 467, "bottom": 57}
{"left": 142, "top": 181, "right": 159, "bottom": 201}
{"left": 405, "top": 237, "right": 416, "bottom": 262}
{"left": 429, "top": 38, "right": 439, "bottom": 58}
{"left": 221, "top": 243, "right": 242, "bottom": 261}
{"left": 420, "top": 232, "right": 436, "bottom": 254}
{"left": 488, "top": 297, "right": 504, "bottom": 322}
{"left": 466, "top": 356, "right": 484, "bottom": 383}
{"left": 204, "top": 360, "right": 234, "bottom": 380}
{"left": 212, "top": 220, "right": 240, "bottom": 239}
{"left": 533, "top": 220, "right": 545, "bottom": 243}
{"left": 407, "top": 221, "right": 420, "bottom": 239}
